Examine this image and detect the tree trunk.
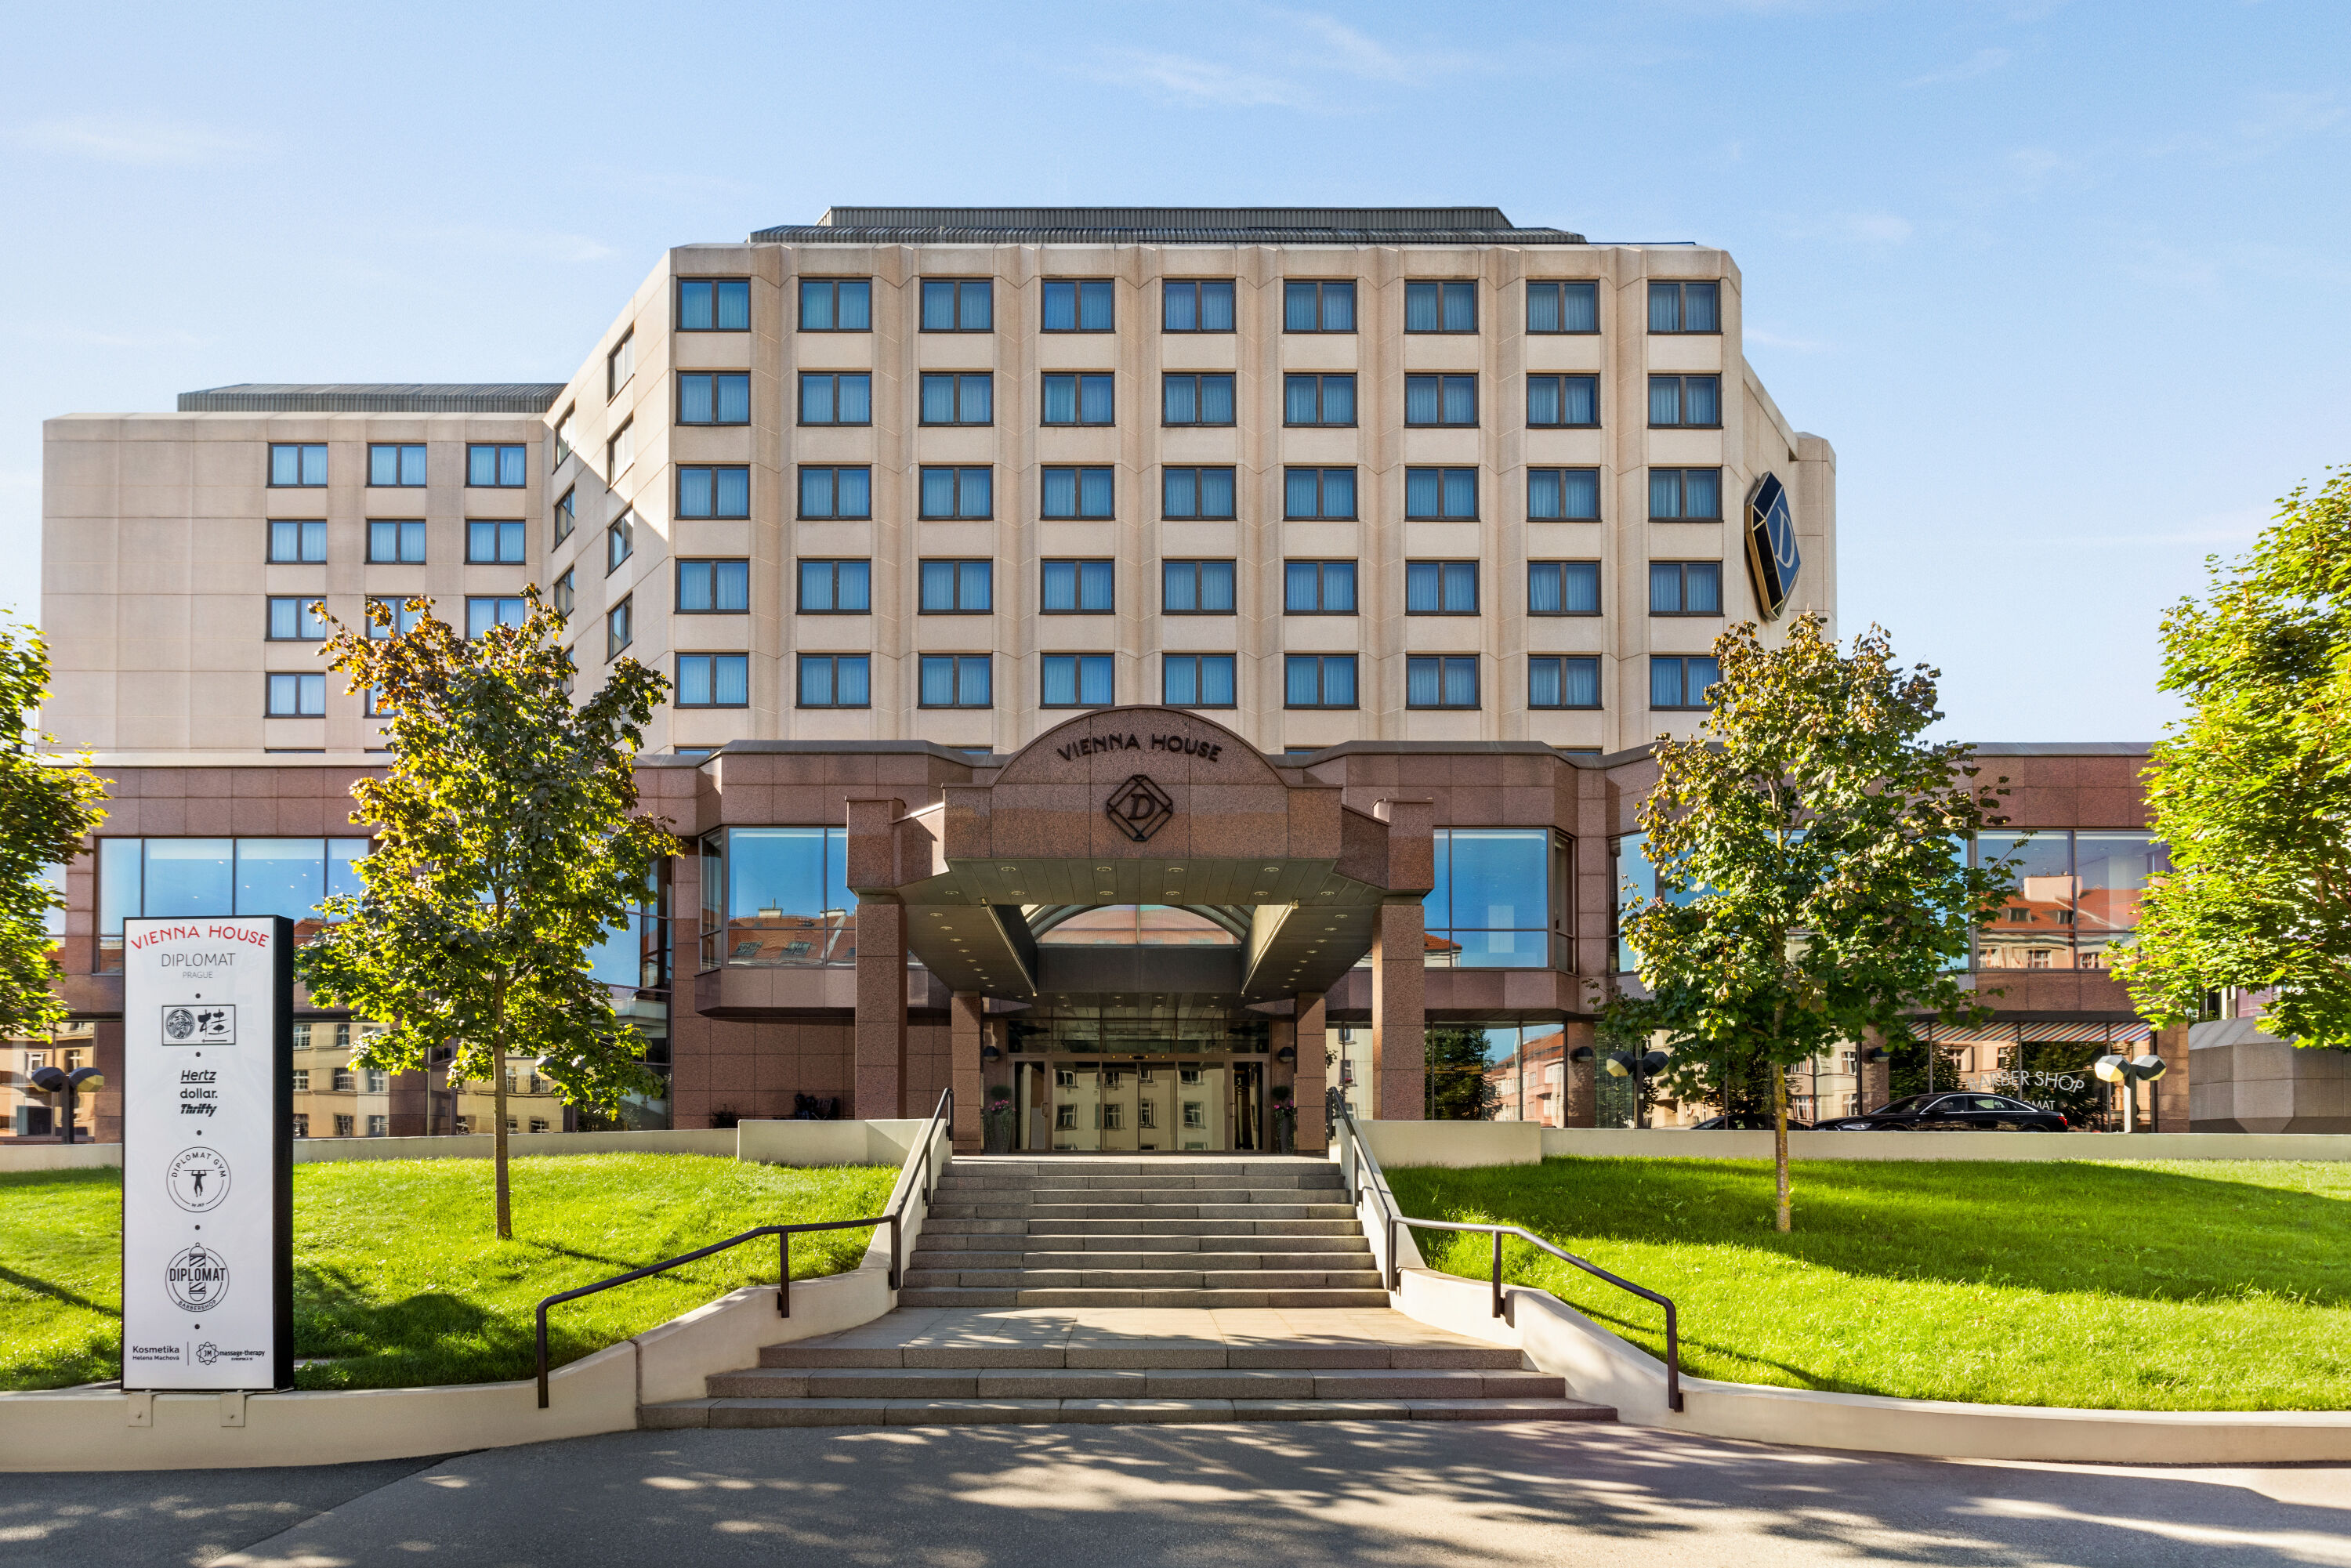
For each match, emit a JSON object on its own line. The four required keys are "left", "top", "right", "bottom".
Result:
{"left": 1772, "top": 1066, "right": 1792, "bottom": 1233}
{"left": 491, "top": 1040, "right": 512, "bottom": 1240}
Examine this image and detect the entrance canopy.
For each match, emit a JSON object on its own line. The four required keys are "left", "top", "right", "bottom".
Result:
{"left": 846, "top": 708, "right": 1433, "bottom": 1003}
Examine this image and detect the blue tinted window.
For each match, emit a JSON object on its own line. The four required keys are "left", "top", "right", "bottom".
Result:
{"left": 686, "top": 277, "right": 755, "bottom": 331}
{"left": 269, "top": 444, "right": 326, "bottom": 487}
{"left": 1528, "top": 561, "right": 1600, "bottom": 615}
{"left": 1530, "top": 656, "right": 1601, "bottom": 710}
{"left": 792, "top": 278, "right": 863, "bottom": 331}
{"left": 918, "top": 654, "right": 991, "bottom": 708}
{"left": 1041, "top": 654, "right": 1114, "bottom": 707}
{"left": 1163, "top": 281, "right": 1234, "bottom": 331}
{"left": 1527, "top": 281, "right": 1599, "bottom": 334}
{"left": 1163, "top": 654, "right": 1236, "bottom": 708}
{"left": 1042, "top": 279, "right": 1114, "bottom": 331}
{"left": 1283, "top": 468, "right": 1354, "bottom": 520}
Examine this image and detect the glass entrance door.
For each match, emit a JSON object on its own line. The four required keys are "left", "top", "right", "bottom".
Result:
{"left": 1014, "top": 1058, "right": 1260, "bottom": 1153}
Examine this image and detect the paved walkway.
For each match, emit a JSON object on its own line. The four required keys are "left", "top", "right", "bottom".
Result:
{"left": 10, "top": 1424, "right": 2346, "bottom": 1566}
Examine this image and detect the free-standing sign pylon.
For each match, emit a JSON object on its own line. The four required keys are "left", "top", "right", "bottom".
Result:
{"left": 120, "top": 915, "right": 293, "bottom": 1390}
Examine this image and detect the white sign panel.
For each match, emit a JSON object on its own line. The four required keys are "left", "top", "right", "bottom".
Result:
{"left": 121, "top": 916, "right": 292, "bottom": 1389}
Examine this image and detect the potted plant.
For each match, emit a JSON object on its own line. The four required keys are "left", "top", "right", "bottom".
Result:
{"left": 1270, "top": 1084, "right": 1297, "bottom": 1154}
{"left": 983, "top": 1089, "right": 1016, "bottom": 1153}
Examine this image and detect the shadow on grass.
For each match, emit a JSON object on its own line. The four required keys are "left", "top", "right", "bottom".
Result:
{"left": 0, "top": 1262, "right": 118, "bottom": 1318}
{"left": 1391, "top": 1157, "right": 2351, "bottom": 1308}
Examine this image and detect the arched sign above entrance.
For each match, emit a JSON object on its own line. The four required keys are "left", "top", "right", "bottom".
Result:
{"left": 963, "top": 708, "right": 1311, "bottom": 867}
{"left": 995, "top": 708, "right": 1286, "bottom": 790}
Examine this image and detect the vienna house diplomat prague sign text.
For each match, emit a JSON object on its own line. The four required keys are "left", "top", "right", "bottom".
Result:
{"left": 121, "top": 917, "right": 294, "bottom": 1390}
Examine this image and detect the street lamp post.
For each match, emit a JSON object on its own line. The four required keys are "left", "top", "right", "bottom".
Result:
{"left": 2092, "top": 1052, "right": 2169, "bottom": 1133}
{"left": 28, "top": 1065, "right": 104, "bottom": 1144}
{"left": 1605, "top": 1048, "right": 1670, "bottom": 1128}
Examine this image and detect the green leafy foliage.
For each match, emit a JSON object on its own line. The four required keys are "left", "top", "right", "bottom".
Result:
{"left": 294, "top": 592, "right": 676, "bottom": 1236}
{"left": 2115, "top": 467, "right": 2351, "bottom": 1048}
{"left": 0, "top": 623, "right": 107, "bottom": 1039}
{"left": 1616, "top": 616, "right": 2017, "bottom": 1228}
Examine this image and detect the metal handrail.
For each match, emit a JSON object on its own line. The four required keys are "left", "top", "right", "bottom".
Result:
{"left": 533, "top": 1085, "right": 954, "bottom": 1408}
{"left": 1324, "top": 1088, "right": 1683, "bottom": 1414}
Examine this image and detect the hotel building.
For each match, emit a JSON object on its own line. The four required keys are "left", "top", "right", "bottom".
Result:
{"left": 25, "top": 208, "right": 2259, "bottom": 1146}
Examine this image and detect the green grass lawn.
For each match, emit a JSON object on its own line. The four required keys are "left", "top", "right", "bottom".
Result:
{"left": 1386, "top": 1157, "right": 2351, "bottom": 1412}
{"left": 2, "top": 1153, "right": 899, "bottom": 1393}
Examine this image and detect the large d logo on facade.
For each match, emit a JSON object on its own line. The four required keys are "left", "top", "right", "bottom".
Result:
{"left": 1107, "top": 774, "right": 1176, "bottom": 842}
{"left": 1744, "top": 473, "right": 1802, "bottom": 621}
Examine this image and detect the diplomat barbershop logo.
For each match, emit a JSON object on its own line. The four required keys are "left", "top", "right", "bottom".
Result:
{"left": 1106, "top": 775, "right": 1176, "bottom": 842}
{"left": 165, "top": 1244, "right": 230, "bottom": 1313}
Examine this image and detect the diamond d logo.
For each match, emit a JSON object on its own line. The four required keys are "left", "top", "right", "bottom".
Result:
{"left": 165, "top": 1244, "right": 230, "bottom": 1313}
{"left": 1106, "top": 775, "right": 1176, "bottom": 842}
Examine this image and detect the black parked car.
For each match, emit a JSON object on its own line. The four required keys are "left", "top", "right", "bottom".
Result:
{"left": 1820, "top": 1092, "right": 2069, "bottom": 1132}
{"left": 1687, "top": 1113, "right": 1813, "bottom": 1131}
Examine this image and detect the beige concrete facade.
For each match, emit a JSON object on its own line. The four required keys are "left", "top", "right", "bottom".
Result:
{"left": 43, "top": 208, "right": 1835, "bottom": 761}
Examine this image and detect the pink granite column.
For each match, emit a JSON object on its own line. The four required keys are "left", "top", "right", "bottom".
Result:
{"left": 951, "top": 990, "right": 986, "bottom": 1152}
{"left": 1370, "top": 904, "right": 1427, "bottom": 1121}
{"left": 2152, "top": 1023, "right": 2190, "bottom": 1132}
{"left": 846, "top": 797, "right": 906, "bottom": 1121}
{"left": 1292, "top": 989, "right": 1329, "bottom": 1149}
{"left": 1563, "top": 1019, "right": 1597, "bottom": 1128}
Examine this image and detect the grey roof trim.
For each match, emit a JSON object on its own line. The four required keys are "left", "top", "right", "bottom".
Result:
{"left": 176, "top": 383, "right": 567, "bottom": 415}
{"left": 752, "top": 204, "right": 1584, "bottom": 246}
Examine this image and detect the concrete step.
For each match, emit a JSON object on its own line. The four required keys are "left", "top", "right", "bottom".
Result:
{"left": 704, "top": 1367, "right": 1566, "bottom": 1400}
{"left": 932, "top": 1186, "right": 1337, "bottom": 1205}
{"left": 911, "top": 1231, "right": 1373, "bottom": 1254}
{"left": 1021, "top": 1218, "right": 1363, "bottom": 1236}
{"left": 937, "top": 1172, "right": 1342, "bottom": 1192}
{"left": 642, "top": 1395, "right": 1615, "bottom": 1429}
{"left": 907, "top": 1249, "right": 1375, "bottom": 1273}
{"left": 897, "top": 1287, "right": 1395, "bottom": 1309}
{"left": 904, "top": 1268, "right": 1389, "bottom": 1291}
{"left": 759, "top": 1339, "right": 1531, "bottom": 1371}
{"left": 928, "top": 1201, "right": 1359, "bottom": 1221}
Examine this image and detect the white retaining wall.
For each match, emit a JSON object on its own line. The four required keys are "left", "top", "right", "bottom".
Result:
{"left": 1350, "top": 1124, "right": 2351, "bottom": 1167}
{"left": 1340, "top": 1118, "right": 2351, "bottom": 1462}
{"left": 0, "top": 1113, "right": 953, "bottom": 1472}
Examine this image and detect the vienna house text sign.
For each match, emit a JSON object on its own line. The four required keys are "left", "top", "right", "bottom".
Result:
{"left": 121, "top": 916, "right": 294, "bottom": 1390}
{"left": 1055, "top": 731, "right": 1224, "bottom": 764}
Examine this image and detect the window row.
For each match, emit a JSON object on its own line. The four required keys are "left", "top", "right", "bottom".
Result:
{"left": 758, "top": 559, "right": 1722, "bottom": 618}
{"left": 770, "top": 465, "right": 1726, "bottom": 521}
{"left": 758, "top": 277, "right": 1719, "bottom": 337}
{"left": 768, "top": 371, "right": 1716, "bottom": 429}
{"left": 271, "top": 518, "right": 537, "bottom": 565}
{"left": 769, "top": 653, "right": 1720, "bottom": 712}
{"left": 266, "top": 444, "right": 531, "bottom": 489}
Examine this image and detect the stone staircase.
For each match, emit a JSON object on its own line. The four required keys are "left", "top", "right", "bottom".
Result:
{"left": 638, "top": 1155, "right": 1617, "bottom": 1429}
{"left": 902, "top": 1157, "right": 1390, "bottom": 1309}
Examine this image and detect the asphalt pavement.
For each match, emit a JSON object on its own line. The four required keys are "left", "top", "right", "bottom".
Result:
{"left": 5, "top": 1421, "right": 2345, "bottom": 1567}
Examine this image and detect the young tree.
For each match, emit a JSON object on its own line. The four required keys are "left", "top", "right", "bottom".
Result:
{"left": 0, "top": 624, "right": 107, "bottom": 1039}
{"left": 297, "top": 592, "right": 675, "bottom": 1239}
{"left": 1617, "top": 615, "right": 2016, "bottom": 1231}
{"left": 2114, "top": 467, "right": 2351, "bottom": 1048}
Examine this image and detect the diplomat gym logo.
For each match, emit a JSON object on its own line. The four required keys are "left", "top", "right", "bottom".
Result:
{"left": 165, "top": 1244, "right": 230, "bottom": 1313}
{"left": 167, "top": 1146, "right": 231, "bottom": 1211}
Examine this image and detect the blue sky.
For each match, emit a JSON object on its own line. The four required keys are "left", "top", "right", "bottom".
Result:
{"left": 5, "top": 0, "right": 2344, "bottom": 741}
